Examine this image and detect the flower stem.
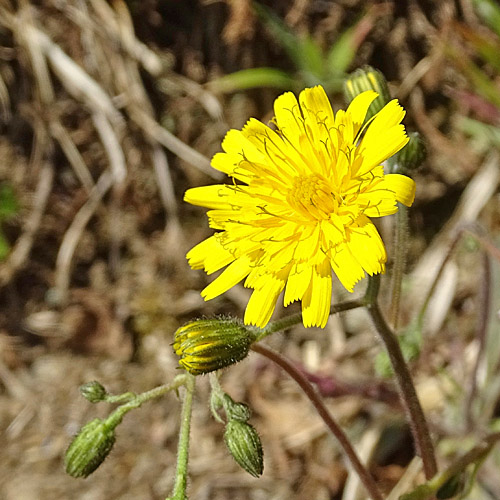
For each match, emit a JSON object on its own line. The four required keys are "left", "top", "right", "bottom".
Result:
{"left": 365, "top": 276, "right": 437, "bottom": 479}
{"left": 390, "top": 203, "right": 409, "bottom": 329}
{"left": 254, "top": 298, "right": 364, "bottom": 342}
{"left": 251, "top": 343, "right": 384, "bottom": 500}
{"left": 167, "top": 373, "right": 196, "bottom": 500}
{"left": 107, "top": 375, "right": 188, "bottom": 428}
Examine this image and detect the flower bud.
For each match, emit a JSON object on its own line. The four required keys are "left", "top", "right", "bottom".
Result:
{"left": 392, "top": 131, "right": 427, "bottom": 173}
{"left": 344, "top": 66, "right": 392, "bottom": 121}
{"left": 222, "top": 394, "right": 251, "bottom": 423}
{"left": 173, "top": 318, "right": 255, "bottom": 375}
{"left": 80, "top": 381, "right": 107, "bottom": 403}
{"left": 224, "top": 420, "right": 264, "bottom": 477}
{"left": 65, "top": 418, "right": 116, "bottom": 478}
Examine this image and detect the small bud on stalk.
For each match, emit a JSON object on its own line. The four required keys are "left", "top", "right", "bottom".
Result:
{"left": 65, "top": 418, "right": 116, "bottom": 478}
{"left": 222, "top": 394, "right": 251, "bottom": 423}
{"left": 80, "top": 381, "right": 107, "bottom": 403}
{"left": 224, "top": 420, "right": 264, "bottom": 477}
{"left": 344, "top": 66, "right": 391, "bottom": 120}
{"left": 392, "top": 131, "right": 427, "bottom": 174}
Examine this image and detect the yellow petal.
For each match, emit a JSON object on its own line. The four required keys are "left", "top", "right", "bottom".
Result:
{"left": 274, "top": 91, "right": 302, "bottom": 145}
{"left": 202, "top": 255, "right": 252, "bottom": 300}
{"left": 346, "top": 90, "right": 378, "bottom": 138}
{"left": 299, "top": 86, "right": 334, "bottom": 128}
{"left": 298, "top": 87, "right": 334, "bottom": 170}
{"left": 186, "top": 235, "right": 234, "bottom": 273}
{"left": 184, "top": 185, "right": 239, "bottom": 209}
{"left": 301, "top": 259, "right": 332, "bottom": 327}
{"left": 211, "top": 152, "right": 253, "bottom": 183}
{"left": 384, "top": 174, "right": 416, "bottom": 207}
{"left": 346, "top": 216, "right": 386, "bottom": 276}
{"left": 284, "top": 263, "right": 312, "bottom": 306}
{"left": 222, "top": 128, "right": 265, "bottom": 163}
{"left": 244, "top": 276, "right": 285, "bottom": 327}
{"left": 358, "top": 100, "right": 409, "bottom": 172}
{"left": 330, "top": 244, "right": 365, "bottom": 292}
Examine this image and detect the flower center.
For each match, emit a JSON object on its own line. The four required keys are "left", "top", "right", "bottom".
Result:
{"left": 287, "top": 173, "right": 338, "bottom": 220}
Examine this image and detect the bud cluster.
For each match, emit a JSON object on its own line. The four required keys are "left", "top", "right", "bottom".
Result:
{"left": 212, "top": 390, "right": 264, "bottom": 477}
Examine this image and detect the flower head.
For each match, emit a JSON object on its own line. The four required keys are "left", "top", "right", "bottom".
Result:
{"left": 185, "top": 86, "right": 415, "bottom": 328}
{"left": 173, "top": 318, "right": 254, "bottom": 375}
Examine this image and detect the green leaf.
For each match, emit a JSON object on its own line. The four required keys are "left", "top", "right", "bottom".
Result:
{"left": 254, "top": 3, "right": 323, "bottom": 77}
{"left": 208, "top": 68, "right": 296, "bottom": 93}
{"left": 325, "top": 26, "right": 357, "bottom": 77}
{"left": 295, "top": 34, "right": 324, "bottom": 78}
{"left": 254, "top": 4, "right": 305, "bottom": 70}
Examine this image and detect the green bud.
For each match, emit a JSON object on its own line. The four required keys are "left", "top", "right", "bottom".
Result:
{"left": 222, "top": 394, "right": 251, "bottom": 423}
{"left": 65, "top": 418, "right": 116, "bottom": 478}
{"left": 344, "top": 66, "right": 391, "bottom": 121}
{"left": 224, "top": 420, "right": 263, "bottom": 477}
{"left": 391, "top": 131, "right": 427, "bottom": 174}
{"left": 173, "top": 318, "right": 255, "bottom": 375}
{"left": 80, "top": 381, "right": 107, "bottom": 403}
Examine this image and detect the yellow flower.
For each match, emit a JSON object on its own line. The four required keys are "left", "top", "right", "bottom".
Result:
{"left": 185, "top": 86, "right": 415, "bottom": 328}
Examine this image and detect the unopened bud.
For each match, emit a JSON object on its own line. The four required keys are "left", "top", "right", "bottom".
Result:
{"left": 392, "top": 131, "right": 427, "bottom": 173}
{"left": 344, "top": 66, "right": 391, "bottom": 121}
{"left": 222, "top": 394, "right": 251, "bottom": 423}
{"left": 80, "top": 381, "right": 107, "bottom": 403}
{"left": 224, "top": 420, "right": 263, "bottom": 477}
{"left": 173, "top": 318, "right": 255, "bottom": 375}
{"left": 65, "top": 418, "right": 116, "bottom": 478}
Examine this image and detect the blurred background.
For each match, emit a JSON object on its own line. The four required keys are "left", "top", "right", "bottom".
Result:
{"left": 0, "top": 0, "right": 500, "bottom": 499}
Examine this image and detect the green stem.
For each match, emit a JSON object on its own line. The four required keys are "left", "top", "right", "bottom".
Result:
{"left": 390, "top": 203, "right": 409, "bottom": 329}
{"left": 365, "top": 276, "right": 437, "bottom": 480}
{"left": 254, "top": 298, "right": 364, "bottom": 342}
{"left": 107, "top": 375, "right": 188, "bottom": 428}
{"left": 168, "top": 373, "right": 196, "bottom": 500}
{"left": 208, "top": 372, "right": 226, "bottom": 423}
{"left": 251, "top": 343, "right": 384, "bottom": 500}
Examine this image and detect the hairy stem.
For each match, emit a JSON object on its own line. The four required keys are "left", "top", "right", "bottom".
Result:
{"left": 365, "top": 276, "right": 437, "bottom": 479}
{"left": 254, "top": 298, "right": 364, "bottom": 342}
{"left": 107, "top": 375, "right": 188, "bottom": 427}
{"left": 167, "top": 373, "right": 196, "bottom": 500}
{"left": 251, "top": 343, "right": 384, "bottom": 500}
{"left": 390, "top": 203, "right": 409, "bottom": 329}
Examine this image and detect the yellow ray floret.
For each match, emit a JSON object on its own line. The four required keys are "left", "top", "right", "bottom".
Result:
{"left": 184, "top": 85, "right": 416, "bottom": 328}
